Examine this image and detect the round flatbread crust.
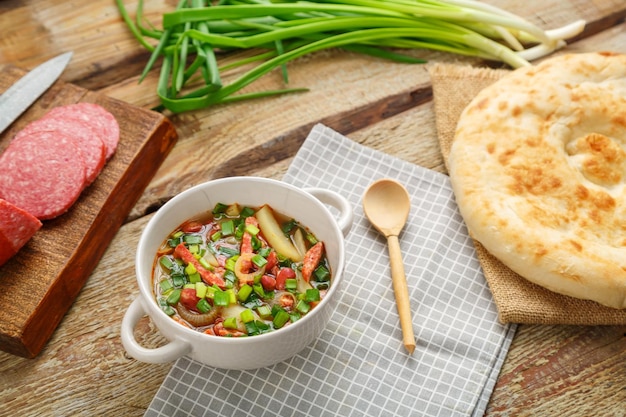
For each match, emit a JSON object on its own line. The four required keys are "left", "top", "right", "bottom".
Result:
{"left": 448, "top": 52, "right": 626, "bottom": 309}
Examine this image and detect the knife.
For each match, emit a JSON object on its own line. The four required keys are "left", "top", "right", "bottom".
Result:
{"left": 0, "top": 52, "right": 73, "bottom": 135}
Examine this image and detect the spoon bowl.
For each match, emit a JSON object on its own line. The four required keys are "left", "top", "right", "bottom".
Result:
{"left": 363, "top": 178, "right": 415, "bottom": 354}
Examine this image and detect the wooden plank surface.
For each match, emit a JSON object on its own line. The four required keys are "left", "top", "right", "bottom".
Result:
{"left": 0, "top": 66, "right": 177, "bottom": 358}
{"left": 0, "top": 0, "right": 625, "bottom": 415}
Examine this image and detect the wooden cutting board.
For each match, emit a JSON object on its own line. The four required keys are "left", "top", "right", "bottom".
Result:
{"left": 0, "top": 64, "right": 178, "bottom": 358}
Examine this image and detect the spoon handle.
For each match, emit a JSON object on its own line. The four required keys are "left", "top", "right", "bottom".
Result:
{"left": 387, "top": 235, "right": 416, "bottom": 355}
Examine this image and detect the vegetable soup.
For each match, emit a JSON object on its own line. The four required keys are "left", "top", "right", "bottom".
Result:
{"left": 153, "top": 202, "right": 331, "bottom": 337}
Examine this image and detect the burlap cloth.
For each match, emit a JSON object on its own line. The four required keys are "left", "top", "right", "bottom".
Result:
{"left": 428, "top": 63, "right": 626, "bottom": 325}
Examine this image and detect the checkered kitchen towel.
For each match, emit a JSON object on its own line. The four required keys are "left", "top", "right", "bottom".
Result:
{"left": 145, "top": 124, "right": 516, "bottom": 417}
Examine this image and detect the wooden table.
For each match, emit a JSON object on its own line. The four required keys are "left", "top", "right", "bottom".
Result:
{"left": 1, "top": 0, "right": 625, "bottom": 415}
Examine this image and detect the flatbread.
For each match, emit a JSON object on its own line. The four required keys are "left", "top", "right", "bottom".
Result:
{"left": 448, "top": 52, "right": 626, "bottom": 309}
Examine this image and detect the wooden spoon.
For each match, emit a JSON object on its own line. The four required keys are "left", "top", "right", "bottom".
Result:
{"left": 363, "top": 178, "right": 416, "bottom": 354}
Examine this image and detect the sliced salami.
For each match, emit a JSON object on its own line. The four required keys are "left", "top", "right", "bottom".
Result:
{"left": 0, "top": 231, "right": 15, "bottom": 266}
{"left": 0, "top": 198, "right": 42, "bottom": 266}
{"left": 45, "top": 103, "right": 119, "bottom": 160}
{"left": 16, "top": 116, "right": 107, "bottom": 185}
{"left": 0, "top": 131, "right": 87, "bottom": 220}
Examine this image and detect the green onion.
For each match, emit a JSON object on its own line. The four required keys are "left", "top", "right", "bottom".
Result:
{"left": 159, "top": 256, "right": 174, "bottom": 270}
{"left": 314, "top": 265, "right": 330, "bottom": 282}
{"left": 183, "top": 234, "right": 203, "bottom": 245}
{"left": 253, "top": 282, "right": 266, "bottom": 298}
{"left": 166, "top": 289, "right": 182, "bottom": 305}
{"left": 221, "top": 220, "right": 235, "bottom": 236}
{"left": 273, "top": 309, "right": 290, "bottom": 328}
{"left": 196, "top": 282, "right": 208, "bottom": 298}
{"left": 223, "top": 317, "right": 238, "bottom": 329}
{"left": 198, "top": 257, "right": 212, "bottom": 270}
{"left": 188, "top": 272, "right": 201, "bottom": 284}
{"left": 238, "top": 284, "right": 253, "bottom": 302}
{"left": 285, "top": 278, "right": 297, "bottom": 291}
{"left": 159, "top": 279, "right": 173, "bottom": 292}
{"left": 256, "top": 304, "right": 272, "bottom": 319}
{"left": 219, "top": 246, "right": 239, "bottom": 257}
{"left": 172, "top": 274, "right": 186, "bottom": 288}
{"left": 240, "top": 207, "right": 255, "bottom": 218}
{"left": 162, "top": 305, "right": 176, "bottom": 316}
{"left": 116, "top": 0, "right": 585, "bottom": 114}
{"left": 251, "top": 254, "right": 267, "bottom": 268}
{"left": 212, "top": 203, "right": 229, "bottom": 214}
{"left": 305, "top": 288, "right": 321, "bottom": 302}
{"left": 295, "top": 299, "right": 311, "bottom": 314}
{"left": 282, "top": 219, "right": 298, "bottom": 234}
{"left": 240, "top": 309, "right": 255, "bottom": 323}
{"left": 184, "top": 263, "right": 197, "bottom": 276}
{"left": 245, "top": 224, "right": 260, "bottom": 236}
{"left": 214, "top": 290, "right": 230, "bottom": 306}
{"left": 196, "top": 298, "right": 212, "bottom": 313}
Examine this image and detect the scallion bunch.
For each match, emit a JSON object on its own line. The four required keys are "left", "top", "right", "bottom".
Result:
{"left": 116, "top": 0, "right": 585, "bottom": 113}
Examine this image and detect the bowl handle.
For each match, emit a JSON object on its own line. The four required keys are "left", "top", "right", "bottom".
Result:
{"left": 121, "top": 298, "right": 191, "bottom": 363}
{"left": 305, "top": 188, "right": 353, "bottom": 237}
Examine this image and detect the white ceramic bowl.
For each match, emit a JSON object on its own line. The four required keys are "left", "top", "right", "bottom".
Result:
{"left": 121, "top": 176, "right": 353, "bottom": 370}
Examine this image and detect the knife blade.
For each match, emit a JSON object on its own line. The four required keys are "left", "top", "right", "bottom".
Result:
{"left": 0, "top": 52, "right": 73, "bottom": 135}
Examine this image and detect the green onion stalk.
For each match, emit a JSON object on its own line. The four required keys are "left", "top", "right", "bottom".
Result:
{"left": 115, "top": 0, "right": 585, "bottom": 113}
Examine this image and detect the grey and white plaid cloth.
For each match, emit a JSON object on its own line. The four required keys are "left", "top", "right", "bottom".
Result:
{"left": 145, "top": 124, "right": 516, "bottom": 417}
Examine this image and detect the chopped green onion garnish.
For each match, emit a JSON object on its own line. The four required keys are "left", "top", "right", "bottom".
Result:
{"left": 273, "top": 310, "right": 290, "bottom": 329}
{"left": 196, "top": 298, "right": 212, "bottom": 314}
{"left": 225, "top": 255, "right": 238, "bottom": 271}
{"left": 296, "top": 300, "right": 311, "bottom": 314}
{"left": 195, "top": 282, "right": 207, "bottom": 298}
{"left": 221, "top": 219, "right": 235, "bottom": 236}
{"left": 253, "top": 283, "right": 265, "bottom": 299}
{"left": 238, "top": 284, "right": 253, "bottom": 302}
{"left": 219, "top": 246, "right": 239, "bottom": 257}
{"left": 245, "top": 224, "right": 259, "bottom": 236}
{"left": 188, "top": 272, "right": 201, "bottom": 284}
{"left": 314, "top": 265, "right": 330, "bottom": 282}
{"left": 198, "top": 257, "right": 212, "bottom": 270}
{"left": 166, "top": 289, "right": 182, "bottom": 305}
{"left": 162, "top": 305, "right": 176, "bottom": 316}
{"left": 183, "top": 234, "right": 203, "bottom": 244}
{"left": 159, "top": 280, "right": 173, "bottom": 292}
{"left": 282, "top": 219, "right": 297, "bottom": 234}
{"left": 240, "top": 207, "right": 255, "bottom": 218}
{"left": 305, "top": 288, "right": 321, "bottom": 302}
{"left": 214, "top": 290, "right": 230, "bottom": 306}
{"left": 226, "top": 289, "right": 236, "bottom": 304}
{"left": 256, "top": 305, "right": 272, "bottom": 319}
{"left": 213, "top": 203, "right": 228, "bottom": 214}
{"left": 211, "top": 231, "right": 222, "bottom": 242}
{"left": 223, "top": 317, "right": 238, "bottom": 329}
{"left": 172, "top": 274, "right": 186, "bottom": 288}
{"left": 159, "top": 256, "right": 174, "bottom": 270}
{"left": 251, "top": 254, "right": 267, "bottom": 268}
{"left": 285, "top": 278, "right": 297, "bottom": 291}
{"left": 240, "top": 309, "right": 255, "bottom": 323}
{"left": 184, "top": 263, "right": 197, "bottom": 276}
{"left": 306, "top": 233, "right": 318, "bottom": 245}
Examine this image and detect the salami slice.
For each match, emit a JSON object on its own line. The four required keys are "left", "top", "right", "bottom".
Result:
{"left": 17, "top": 117, "right": 107, "bottom": 185}
{"left": 0, "top": 198, "right": 42, "bottom": 266}
{"left": 45, "top": 103, "right": 119, "bottom": 160}
{"left": 0, "top": 131, "right": 87, "bottom": 220}
{"left": 0, "top": 232, "right": 15, "bottom": 266}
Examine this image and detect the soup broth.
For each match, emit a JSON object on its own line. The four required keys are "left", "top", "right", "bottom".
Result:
{"left": 153, "top": 202, "right": 331, "bottom": 337}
